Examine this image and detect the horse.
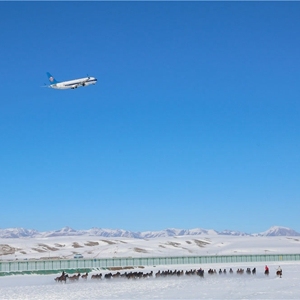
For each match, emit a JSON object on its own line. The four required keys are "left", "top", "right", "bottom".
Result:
{"left": 276, "top": 270, "right": 282, "bottom": 278}
{"left": 112, "top": 272, "right": 121, "bottom": 278}
{"left": 264, "top": 269, "right": 269, "bottom": 276}
{"left": 55, "top": 273, "right": 68, "bottom": 283}
{"left": 185, "top": 269, "right": 194, "bottom": 276}
{"left": 197, "top": 269, "right": 204, "bottom": 278}
{"left": 104, "top": 272, "right": 112, "bottom": 279}
{"left": 68, "top": 273, "right": 81, "bottom": 282}
{"left": 141, "top": 271, "right": 154, "bottom": 278}
{"left": 91, "top": 273, "right": 102, "bottom": 280}
{"left": 81, "top": 272, "right": 88, "bottom": 280}
{"left": 208, "top": 269, "right": 215, "bottom": 275}
{"left": 252, "top": 268, "right": 256, "bottom": 275}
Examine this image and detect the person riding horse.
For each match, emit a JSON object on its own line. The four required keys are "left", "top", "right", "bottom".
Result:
{"left": 264, "top": 265, "right": 269, "bottom": 275}
{"left": 277, "top": 266, "right": 282, "bottom": 278}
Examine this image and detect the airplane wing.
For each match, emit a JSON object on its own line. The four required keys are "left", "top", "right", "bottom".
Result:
{"left": 79, "top": 78, "right": 90, "bottom": 87}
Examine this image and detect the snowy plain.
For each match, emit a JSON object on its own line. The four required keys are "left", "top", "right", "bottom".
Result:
{"left": 0, "top": 262, "right": 299, "bottom": 299}
{"left": 1, "top": 234, "right": 300, "bottom": 299}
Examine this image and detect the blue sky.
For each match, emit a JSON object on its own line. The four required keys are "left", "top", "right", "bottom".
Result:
{"left": 0, "top": 2, "right": 299, "bottom": 233}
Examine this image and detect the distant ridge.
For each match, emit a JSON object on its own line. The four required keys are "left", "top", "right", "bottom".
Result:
{"left": 259, "top": 226, "right": 300, "bottom": 237}
{"left": 0, "top": 226, "right": 299, "bottom": 239}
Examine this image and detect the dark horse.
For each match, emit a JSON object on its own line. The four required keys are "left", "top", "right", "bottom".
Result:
{"left": 197, "top": 269, "right": 204, "bottom": 278}
{"left": 276, "top": 270, "right": 282, "bottom": 278}
{"left": 91, "top": 273, "right": 102, "bottom": 280}
{"left": 68, "top": 273, "right": 81, "bottom": 281}
{"left": 55, "top": 272, "right": 68, "bottom": 283}
{"left": 264, "top": 269, "right": 269, "bottom": 276}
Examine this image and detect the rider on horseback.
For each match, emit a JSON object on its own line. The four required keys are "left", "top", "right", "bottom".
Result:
{"left": 264, "top": 265, "right": 269, "bottom": 275}
{"left": 277, "top": 266, "right": 282, "bottom": 278}
{"left": 265, "top": 265, "right": 269, "bottom": 272}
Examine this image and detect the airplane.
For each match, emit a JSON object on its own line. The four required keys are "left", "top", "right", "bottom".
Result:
{"left": 45, "top": 72, "right": 97, "bottom": 90}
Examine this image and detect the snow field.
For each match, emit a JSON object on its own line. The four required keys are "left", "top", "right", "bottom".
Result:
{"left": 0, "top": 262, "right": 299, "bottom": 299}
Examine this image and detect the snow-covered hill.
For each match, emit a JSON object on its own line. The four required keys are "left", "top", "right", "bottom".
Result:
{"left": 0, "top": 225, "right": 299, "bottom": 261}
{"left": 0, "top": 225, "right": 299, "bottom": 239}
{"left": 0, "top": 228, "right": 40, "bottom": 239}
{"left": 1, "top": 232, "right": 300, "bottom": 261}
{"left": 259, "top": 226, "right": 300, "bottom": 236}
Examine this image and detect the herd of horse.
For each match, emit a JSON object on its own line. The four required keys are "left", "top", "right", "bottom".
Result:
{"left": 54, "top": 266, "right": 282, "bottom": 283}
{"left": 54, "top": 271, "right": 89, "bottom": 283}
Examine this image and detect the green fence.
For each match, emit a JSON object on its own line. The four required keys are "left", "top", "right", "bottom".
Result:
{"left": 1, "top": 254, "right": 300, "bottom": 274}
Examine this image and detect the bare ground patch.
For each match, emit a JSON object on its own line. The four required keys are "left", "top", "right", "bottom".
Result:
{"left": 193, "top": 239, "right": 210, "bottom": 247}
{"left": 181, "top": 247, "right": 193, "bottom": 253}
{"left": 38, "top": 244, "right": 59, "bottom": 251}
{"left": 101, "top": 240, "right": 116, "bottom": 245}
{"left": 72, "top": 242, "right": 84, "bottom": 248}
{"left": 84, "top": 241, "right": 99, "bottom": 246}
{"left": 165, "top": 242, "right": 181, "bottom": 247}
{"left": 0, "top": 244, "right": 15, "bottom": 255}
{"left": 133, "top": 247, "right": 148, "bottom": 253}
{"left": 32, "top": 248, "right": 47, "bottom": 253}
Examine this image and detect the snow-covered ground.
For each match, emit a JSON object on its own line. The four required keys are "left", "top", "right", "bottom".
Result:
{"left": 0, "top": 262, "right": 299, "bottom": 299}
{"left": 1, "top": 235, "right": 300, "bottom": 260}
{"left": 1, "top": 235, "right": 300, "bottom": 299}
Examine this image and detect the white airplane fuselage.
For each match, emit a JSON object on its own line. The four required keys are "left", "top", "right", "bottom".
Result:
{"left": 50, "top": 76, "right": 97, "bottom": 90}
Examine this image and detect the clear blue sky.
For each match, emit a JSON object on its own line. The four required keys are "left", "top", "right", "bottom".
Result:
{"left": 0, "top": 2, "right": 299, "bottom": 233}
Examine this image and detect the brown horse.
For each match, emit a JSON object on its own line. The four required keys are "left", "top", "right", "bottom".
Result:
{"left": 276, "top": 270, "right": 282, "bottom": 278}
{"left": 91, "top": 273, "right": 102, "bottom": 280}
{"left": 264, "top": 269, "right": 269, "bottom": 276}
{"left": 68, "top": 273, "right": 81, "bottom": 281}
{"left": 237, "top": 268, "right": 244, "bottom": 274}
{"left": 55, "top": 273, "right": 68, "bottom": 283}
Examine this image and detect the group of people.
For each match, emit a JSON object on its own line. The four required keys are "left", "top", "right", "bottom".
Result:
{"left": 264, "top": 265, "right": 282, "bottom": 277}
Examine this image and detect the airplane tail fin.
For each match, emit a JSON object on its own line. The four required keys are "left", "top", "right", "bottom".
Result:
{"left": 46, "top": 72, "right": 58, "bottom": 84}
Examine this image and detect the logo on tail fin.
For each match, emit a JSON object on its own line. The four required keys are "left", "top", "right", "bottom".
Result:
{"left": 46, "top": 72, "right": 58, "bottom": 84}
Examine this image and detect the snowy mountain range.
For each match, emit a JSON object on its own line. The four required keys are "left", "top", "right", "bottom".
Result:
{"left": 0, "top": 226, "right": 299, "bottom": 239}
